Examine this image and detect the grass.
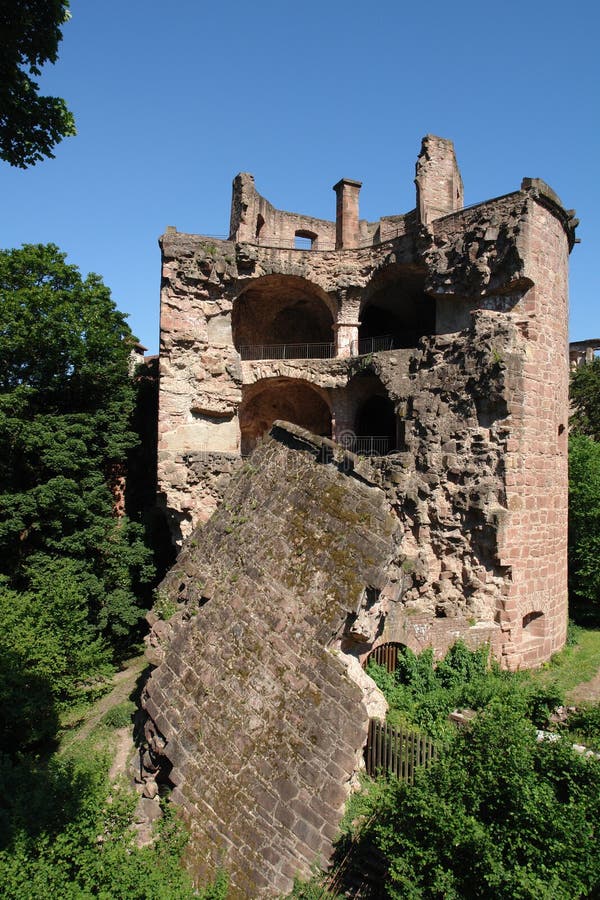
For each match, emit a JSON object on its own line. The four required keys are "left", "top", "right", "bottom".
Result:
{"left": 58, "top": 654, "right": 147, "bottom": 753}
{"left": 528, "top": 624, "right": 600, "bottom": 701}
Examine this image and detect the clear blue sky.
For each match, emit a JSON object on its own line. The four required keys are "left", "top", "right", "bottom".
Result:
{"left": 1, "top": 0, "right": 598, "bottom": 353}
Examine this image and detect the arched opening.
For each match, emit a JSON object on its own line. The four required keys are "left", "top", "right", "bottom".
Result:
{"left": 294, "top": 229, "right": 317, "bottom": 250}
{"left": 356, "top": 395, "right": 397, "bottom": 445}
{"left": 233, "top": 275, "right": 335, "bottom": 360}
{"left": 239, "top": 378, "right": 332, "bottom": 455}
{"left": 364, "top": 642, "right": 408, "bottom": 673}
{"left": 342, "top": 374, "right": 397, "bottom": 455}
{"left": 358, "top": 267, "right": 435, "bottom": 354}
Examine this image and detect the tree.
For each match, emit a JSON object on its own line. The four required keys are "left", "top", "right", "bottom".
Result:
{"left": 570, "top": 357, "right": 600, "bottom": 441}
{"left": 0, "top": 244, "right": 153, "bottom": 708}
{"left": 0, "top": 1, "right": 75, "bottom": 167}
{"left": 369, "top": 701, "right": 600, "bottom": 899}
{"left": 569, "top": 432, "right": 600, "bottom": 617}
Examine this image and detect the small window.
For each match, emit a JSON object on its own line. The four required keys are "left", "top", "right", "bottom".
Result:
{"left": 522, "top": 610, "right": 544, "bottom": 638}
{"left": 255, "top": 214, "right": 265, "bottom": 241}
{"left": 294, "top": 229, "right": 317, "bottom": 250}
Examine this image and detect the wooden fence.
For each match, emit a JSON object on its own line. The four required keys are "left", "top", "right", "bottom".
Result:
{"left": 365, "top": 718, "right": 436, "bottom": 784}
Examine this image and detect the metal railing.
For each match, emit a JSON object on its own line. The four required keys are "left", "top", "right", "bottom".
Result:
{"left": 238, "top": 334, "right": 399, "bottom": 362}
{"left": 339, "top": 435, "right": 393, "bottom": 456}
{"left": 238, "top": 342, "right": 335, "bottom": 361}
{"left": 256, "top": 235, "right": 336, "bottom": 251}
{"left": 365, "top": 718, "right": 437, "bottom": 784}
{"left": 352, "top": 334, "right": 395, "bottom": 355}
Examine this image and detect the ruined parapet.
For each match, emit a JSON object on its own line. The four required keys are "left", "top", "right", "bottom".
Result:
{"left": 229, "top": 172, "right": 336, "bottom": 249}
{"left": 415, "top": 134, "right": 464, "bottom": 226}
{"left": 570, "top": 339, "right": 600, "bottom": 368}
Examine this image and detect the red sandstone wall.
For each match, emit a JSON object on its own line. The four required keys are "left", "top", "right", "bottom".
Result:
{"left": 497, "top": 199, "right": 570, "bottom": 668}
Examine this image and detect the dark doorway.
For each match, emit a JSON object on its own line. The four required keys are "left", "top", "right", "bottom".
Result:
{"left": 356, "top": 394, "right": 397, "bottom": 452}
{"left": 358, "top": 269, "right": 435, "bottom": 353}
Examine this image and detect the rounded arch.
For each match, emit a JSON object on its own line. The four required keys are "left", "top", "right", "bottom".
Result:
{"left": 359, "top": 265, "right": 435, "bottom": 351}
{"left": 345, "top": 373, "right": 398, "bottom": 454}
{"left": 239, "top": 377, "right": 332, "bottom": 455}
{"left": 232, "top": 274, "right": 336, "bottom": 357}
{"left": 364, "top": 641, "right": 408, "bottom": 673}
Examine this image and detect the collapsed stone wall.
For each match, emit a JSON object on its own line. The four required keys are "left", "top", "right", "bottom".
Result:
{"left": 144, "top": 301, "right": 535, "bottom": 891}
{"left": 157, "top": 138, "right": 577, "bottom": 679}
{"left": 143, "top": 427, "right": 400, "bottom": 897}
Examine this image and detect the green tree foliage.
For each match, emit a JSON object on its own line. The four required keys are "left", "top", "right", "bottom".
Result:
{"left": 368, "top": 702, "right": 600, "bottom": 899}
{"left": 0, "top": 748, "right": 227, "bottom": 899}
{"left": 569, "top": 432, "right": 600, "bottom": 615}
{"left": 0, "top": 1, "right": 76, "bottom": 167}
{"left": 367, "top": 642, "right": 562, "bottom": 738}
{"left": 570, "top": 357, "right": 600, "bottom": 441}
{"left": 0, "top": 244, "right": 153, "bottom": 732}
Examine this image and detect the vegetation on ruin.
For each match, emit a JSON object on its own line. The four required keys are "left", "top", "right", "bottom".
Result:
{"left": 291, "top": 642, "right": 600, "bottom": 899}
{"left": 0, "top": 1, "right": 76, "bottom": 167}
{"left": 0, "top": 740, "right": 228, "bottom": 900}
{"left": 356, "top": 701, "right": 599, "bottom": 899}
{"left": 366, "top": 641, "right": 562, "bottom": 739}
{"left": 0, "top": 244, "right": 203, "bottom": 895}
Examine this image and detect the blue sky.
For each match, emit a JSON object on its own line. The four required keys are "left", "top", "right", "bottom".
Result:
{"left": 1, "top": 0, "right": 598, "bottom": 353}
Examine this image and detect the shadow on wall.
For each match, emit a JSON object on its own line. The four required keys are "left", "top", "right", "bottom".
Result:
{"left": 232, "top": 274, "right": 335, "bottom": 352}
{"left": 359, "top": 266, "right": 435, "bottom": 350}
{"left": 239, "top": 377, "right": 332, "bottom": 456}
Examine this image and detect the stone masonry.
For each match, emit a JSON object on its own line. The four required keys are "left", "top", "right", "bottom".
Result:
{"left": 147, "top": 136, "right": 578, "bottom": 894}
{"left": 156, "top": 134, "right": 577, "bottom": 672}
{"left": 144, "top": 426, "right": 399, "bottom": 896}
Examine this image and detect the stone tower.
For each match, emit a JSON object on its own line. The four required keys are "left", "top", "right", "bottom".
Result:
{"left": 156, "top": 134, "right": 577, "bottom": 671}
{"left": 147, "top": 135, "right": 578, "bottom": 896}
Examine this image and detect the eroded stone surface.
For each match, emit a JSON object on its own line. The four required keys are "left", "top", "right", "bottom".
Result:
{"left": 143, "top": 429, "right": 399, "bottom": 897}
{"left": 156, "top": 136, "right": 574, "bottom": 674}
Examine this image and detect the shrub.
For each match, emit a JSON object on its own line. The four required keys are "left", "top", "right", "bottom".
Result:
{"left": 362, "top": 701, "right": 600, "bottom": 899}
{"left": 102, "top": 700, "right": 136, "bottom": 729}
{"left": 366, "top": 642, "right": 563, "bottom": 737}
{"left": 567, "top": 704, "right": 600, "bottom": 751}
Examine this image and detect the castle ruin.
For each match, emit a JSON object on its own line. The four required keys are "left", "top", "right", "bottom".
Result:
{"left": 144, "top": 136, "right": 578, "bottom": 895}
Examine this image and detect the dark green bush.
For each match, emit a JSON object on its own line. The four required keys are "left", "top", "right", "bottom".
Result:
{"left": 0, "top": 747, "right": 225, "bottom": 899}
{"left": 358, "top": 701, "right": 600, "bottom": 899}
{"left": 366, "top": 642, "right": 564, "bottom": 737}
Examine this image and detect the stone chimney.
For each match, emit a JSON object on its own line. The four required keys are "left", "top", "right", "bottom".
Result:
{"left": 333, "top": 178, "right": 362, "bottom": 249}
{"left": 415, "top": 135, "right": 464, "bottom": 226}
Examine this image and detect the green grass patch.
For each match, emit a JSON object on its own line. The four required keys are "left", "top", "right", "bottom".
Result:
{"left": 101, "top": 699, "right": 136, "bottom": 728}
{"left": 528, "top": 625, "right": 600, "bottom": 699}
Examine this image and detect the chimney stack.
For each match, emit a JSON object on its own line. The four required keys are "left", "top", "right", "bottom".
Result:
{"left": 333, "top": 178, "right": 362, "bottom": 249}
